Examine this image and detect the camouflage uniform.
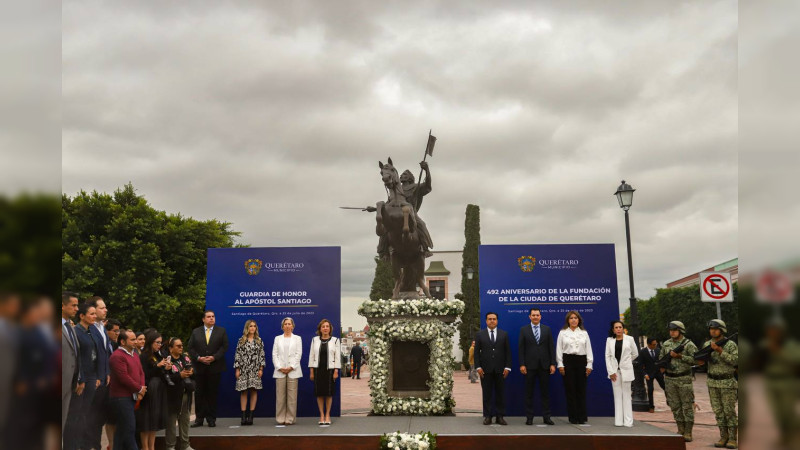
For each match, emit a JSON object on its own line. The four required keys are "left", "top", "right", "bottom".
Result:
{"left": 660, "top": 335, "right": 697, "bottom": 438}
{"left": 704, "top": 337, "right": 738, "bottom": 447}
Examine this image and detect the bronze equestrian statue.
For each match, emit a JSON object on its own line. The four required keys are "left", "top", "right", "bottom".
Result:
{"left": 373, "top": 158, "right": 432, "bottom": 299}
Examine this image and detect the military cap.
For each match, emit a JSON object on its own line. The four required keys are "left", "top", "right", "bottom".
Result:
{"left": 707, "top": 319, "right": 726, "bottom": 333}
{"left": 668, "top": 321, "right": 686, "bottom": 333}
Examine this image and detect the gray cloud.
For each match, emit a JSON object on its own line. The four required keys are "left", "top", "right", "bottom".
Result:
{"left": 62, "top": 1, "right": 738, "bottom": 319}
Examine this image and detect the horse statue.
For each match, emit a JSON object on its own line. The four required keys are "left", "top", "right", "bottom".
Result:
{"left": 375, "top": 158, "right": 432, "bottom": 299}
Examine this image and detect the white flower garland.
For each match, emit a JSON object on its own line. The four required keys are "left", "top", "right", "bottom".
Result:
{"left": 380, "top": 431, "right": 437, "bottom": 450}
{"left": 359, "top": 299, "right": 464, "bottom": 416}
{"left": 358, "top": 298, "right": 465, "bottom": 318}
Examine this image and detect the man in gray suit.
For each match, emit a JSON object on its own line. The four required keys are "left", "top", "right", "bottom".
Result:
{"left": 61, "top": 292, "right": 80, "bottom": 431}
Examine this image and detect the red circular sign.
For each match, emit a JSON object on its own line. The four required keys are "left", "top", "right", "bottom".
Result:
{"left": 756, "top": 270, "right": 793, "bottom": 304}
{"left": 702, "top": 275, "right": 730, "bottom": 300}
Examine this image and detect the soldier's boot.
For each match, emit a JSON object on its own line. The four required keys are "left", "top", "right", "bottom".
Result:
{"left": 683, "top": 421, "right": 694, "bottom": 442}
{"left": 725, "top": 427, "right": 738, "bottom": 449}
{"left": 676, "top": 421, "right": 685, "bottom": 436}
{"left": 714, "top": 427, "right": 729, "bottom": 447}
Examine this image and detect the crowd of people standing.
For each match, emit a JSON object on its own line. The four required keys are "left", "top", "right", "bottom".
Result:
{"left": 472, "top": 308, "right": 739, "bottom": 448}
{"left": 59, "top": 291, "right": 350, "bottom": 450}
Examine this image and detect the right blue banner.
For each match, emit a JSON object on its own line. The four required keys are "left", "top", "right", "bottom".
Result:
{"left": 478, "top": 244, "right": 619, "bottom": 417}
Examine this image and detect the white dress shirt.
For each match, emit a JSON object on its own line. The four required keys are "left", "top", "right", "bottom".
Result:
{"left": 556, "top": 327, "right": 593, "bottom": 369}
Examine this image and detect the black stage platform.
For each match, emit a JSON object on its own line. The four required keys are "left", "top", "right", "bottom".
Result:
{"left": 157, "top": 416, "right": 684, "bottom": 450}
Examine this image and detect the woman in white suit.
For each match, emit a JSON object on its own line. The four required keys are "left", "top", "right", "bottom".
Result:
{"left": 605, "top": 320, "right": 640, "bottom": 427}
{"left": 272, "top": 317, "right": 303, "bottom": 425}
{"left": 308, "top": 318, "right": 341, "bottom": 425}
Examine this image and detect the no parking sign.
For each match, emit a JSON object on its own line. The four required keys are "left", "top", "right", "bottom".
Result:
{"left": 700, "top": 272, "right": 733, "bottom": 302}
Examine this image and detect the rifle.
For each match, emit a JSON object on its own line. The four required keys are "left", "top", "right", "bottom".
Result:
{"left": 694, "top": 333, "right": 738, "bottom": 362}
{"left": 654, "top": 340, "right": 687, "bottom": 369}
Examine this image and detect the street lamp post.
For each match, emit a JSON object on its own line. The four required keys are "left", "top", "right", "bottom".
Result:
{"left": 614, "top": 180, "right": 650, "bottom": 412}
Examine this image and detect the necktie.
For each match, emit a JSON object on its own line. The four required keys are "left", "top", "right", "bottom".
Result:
{"left": 205, "top": 327, "right": 211, "bottom": 344}
{"left": 651, "top": 349, "right": 656, "bottom": 359}
{"left": 65, "top": 322, "right": 79, "bottom": 356}
{"left": 534, "top": 326, "right": 540, "bottom": 344}
{"left": 490, "top": 329, "right": 495, "bottom": 343}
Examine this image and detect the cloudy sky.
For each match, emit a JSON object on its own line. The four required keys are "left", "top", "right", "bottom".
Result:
{"left": 61, "top": 1, "right": 738, "bottom": 327}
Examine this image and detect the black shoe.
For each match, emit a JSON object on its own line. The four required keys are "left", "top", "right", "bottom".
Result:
{"left": 496, "top": 416, "right": 508, "bottom": 426}
{"left": 526, "top": 418, "right": 533, "bottom": 425}
{"left": 569, "top": 419, "right": 577, "bottom": 424}
{"left": 191, "top": 420, "right": 204, "bottom": 428}
{"left": 543, "top": 417, "right": 555, "bottom": 425}
{"left": 208, "top": 420, "right": 216, "bottom": 428}
{"left": 247, "top": 411, "right": 254, "bottom": 425}
{"left": 483, "top": 417, "right": 492, "bottom": 425}
{"left": 241, "top": 411, "right": 247, "bottom": 426}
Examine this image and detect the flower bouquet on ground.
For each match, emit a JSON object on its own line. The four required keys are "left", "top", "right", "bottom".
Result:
{"left": 379, "top": 431, "right": 437, "bottom": 450}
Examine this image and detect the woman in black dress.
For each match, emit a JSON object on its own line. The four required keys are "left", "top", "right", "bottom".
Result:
{"left": 308, "top": 319, "right": 340, "bottom": 425}
{"left": 137, "top": 331, "right": 169, "bottom": 450}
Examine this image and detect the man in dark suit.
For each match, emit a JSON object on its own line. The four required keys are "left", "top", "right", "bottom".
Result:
{"left": 187, "top": 310, "right": 228, "bottom": 427}
{"left": 518, "top": 307, "right": 556, "bottom": 425}
{"left": 636, "top": 337, "right": 665, "bottom": 413}
{"left": 350, "top": 343, "right": 364, "bottom": 379}
{"left": 474, "top": 312, "right": 512, "bottom": 425}
{"left": 87, "top": 296, "right": 113, "bottom": 450}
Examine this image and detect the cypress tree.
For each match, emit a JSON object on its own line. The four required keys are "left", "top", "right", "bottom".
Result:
{"left": 369, "top": 256, "right": 394, "bottom": 300}
{"left": 457, "top": 204, "right": 481, "bottom": 368}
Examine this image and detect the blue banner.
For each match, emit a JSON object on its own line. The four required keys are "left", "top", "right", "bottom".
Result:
{"left": 479, "top": 244, "right": 619, "bottom": 417}
{"left": 206, "top": 247, "right": 341, "bottom": 418}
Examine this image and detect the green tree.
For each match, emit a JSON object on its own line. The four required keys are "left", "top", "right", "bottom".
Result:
{"left": 369, "top": 256, "right": 394, "bottom": 301}
{"left": 0, "top": 193, "right": 61, "bottom": 298}
{"left": 457, "top": 204, "right": 481, "bottom": 368}
{"left": 624, "top": 283, "right": 739, "bottom": 347}
{"left": 62, "top": 183, "right": 241, "bottom": 341}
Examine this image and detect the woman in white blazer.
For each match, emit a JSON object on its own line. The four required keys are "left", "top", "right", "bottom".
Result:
{"left": 308, "top": 318, "right": 341, "bottom": 425}
{"left": 605, "top": 320, "right": 640, "bottom": 427}
{"left": 272, "top": 317, "right": 303, "bottom": 425}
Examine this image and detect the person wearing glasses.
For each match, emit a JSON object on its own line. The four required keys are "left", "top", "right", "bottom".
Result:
{"left": 163, "top": 337, "right": 195, "bottom": 450}
{"left": 136, "top": 331, "right": 169, "bottom": 450}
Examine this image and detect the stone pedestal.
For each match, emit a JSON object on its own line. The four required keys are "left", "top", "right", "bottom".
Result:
{"left": 358, "top": 299, "right": 464, "bottom": 416}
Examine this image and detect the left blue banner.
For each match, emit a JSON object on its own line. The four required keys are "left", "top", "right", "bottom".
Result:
{"left": 206, "top": 246, "right": 341, "bottom": 418}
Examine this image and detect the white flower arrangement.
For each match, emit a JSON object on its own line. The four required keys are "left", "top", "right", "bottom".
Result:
{"left": 360, "top": 299, "right": 463, "bottom": 416}
{"left": 358, "top": 298, "right": 465, "bottom": 318}
{"left": 380, "top": 431, "right": 437, "bottom": 450}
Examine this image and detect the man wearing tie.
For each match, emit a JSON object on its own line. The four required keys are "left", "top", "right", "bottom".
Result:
{"left": 61, "top": 292, "right": 81, "bottom": 435}
{"left": 637, "top": 337, "right": 665, "bottom": 413}
{"left": 187, "top": 310, "right": 229, "bottom": 427}
{"left": 519, "top": 307, "right": 556, "bottom": 425}
{"left": 87, "top": 296, "right": 113, "bottom": 450}
{"left": 474, "top": 312, "right": 512, "bottom": 425}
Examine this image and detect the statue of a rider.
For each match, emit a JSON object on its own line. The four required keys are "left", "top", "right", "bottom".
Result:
{"left": 376, "top": 160, "right": 433, "bottom": 261}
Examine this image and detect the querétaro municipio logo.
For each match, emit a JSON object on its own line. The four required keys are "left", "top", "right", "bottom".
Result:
{"left": 244, "top": 259, "right": 263, "bottom": 276}
{"left": 518, "top": 255, "right": 536, "bottom": 272}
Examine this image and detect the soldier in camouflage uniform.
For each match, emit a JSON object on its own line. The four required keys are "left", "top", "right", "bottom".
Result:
{"left": 696, "top": 319, "right": 738, "bottom": 449}
{"left": 659, "top": 321, "right": 698, "bottom": 442}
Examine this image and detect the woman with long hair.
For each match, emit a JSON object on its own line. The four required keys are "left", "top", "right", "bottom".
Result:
{"left": 308, "top": 318, "right": 340, "bottom": 426}
{"left": 605, "top": 320, "right": 639, "bottom": 427}
{"left": 235, "top": 319, "right": 266, "bottom": 425}
{"left": 136, "top": 331, "right": 169, "bottom": 450}
{"left": 556, "top": 310, "right": 593, "bottom": 424}
{"left": 272, "top": 317, "right": 302, "bottom": 425}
